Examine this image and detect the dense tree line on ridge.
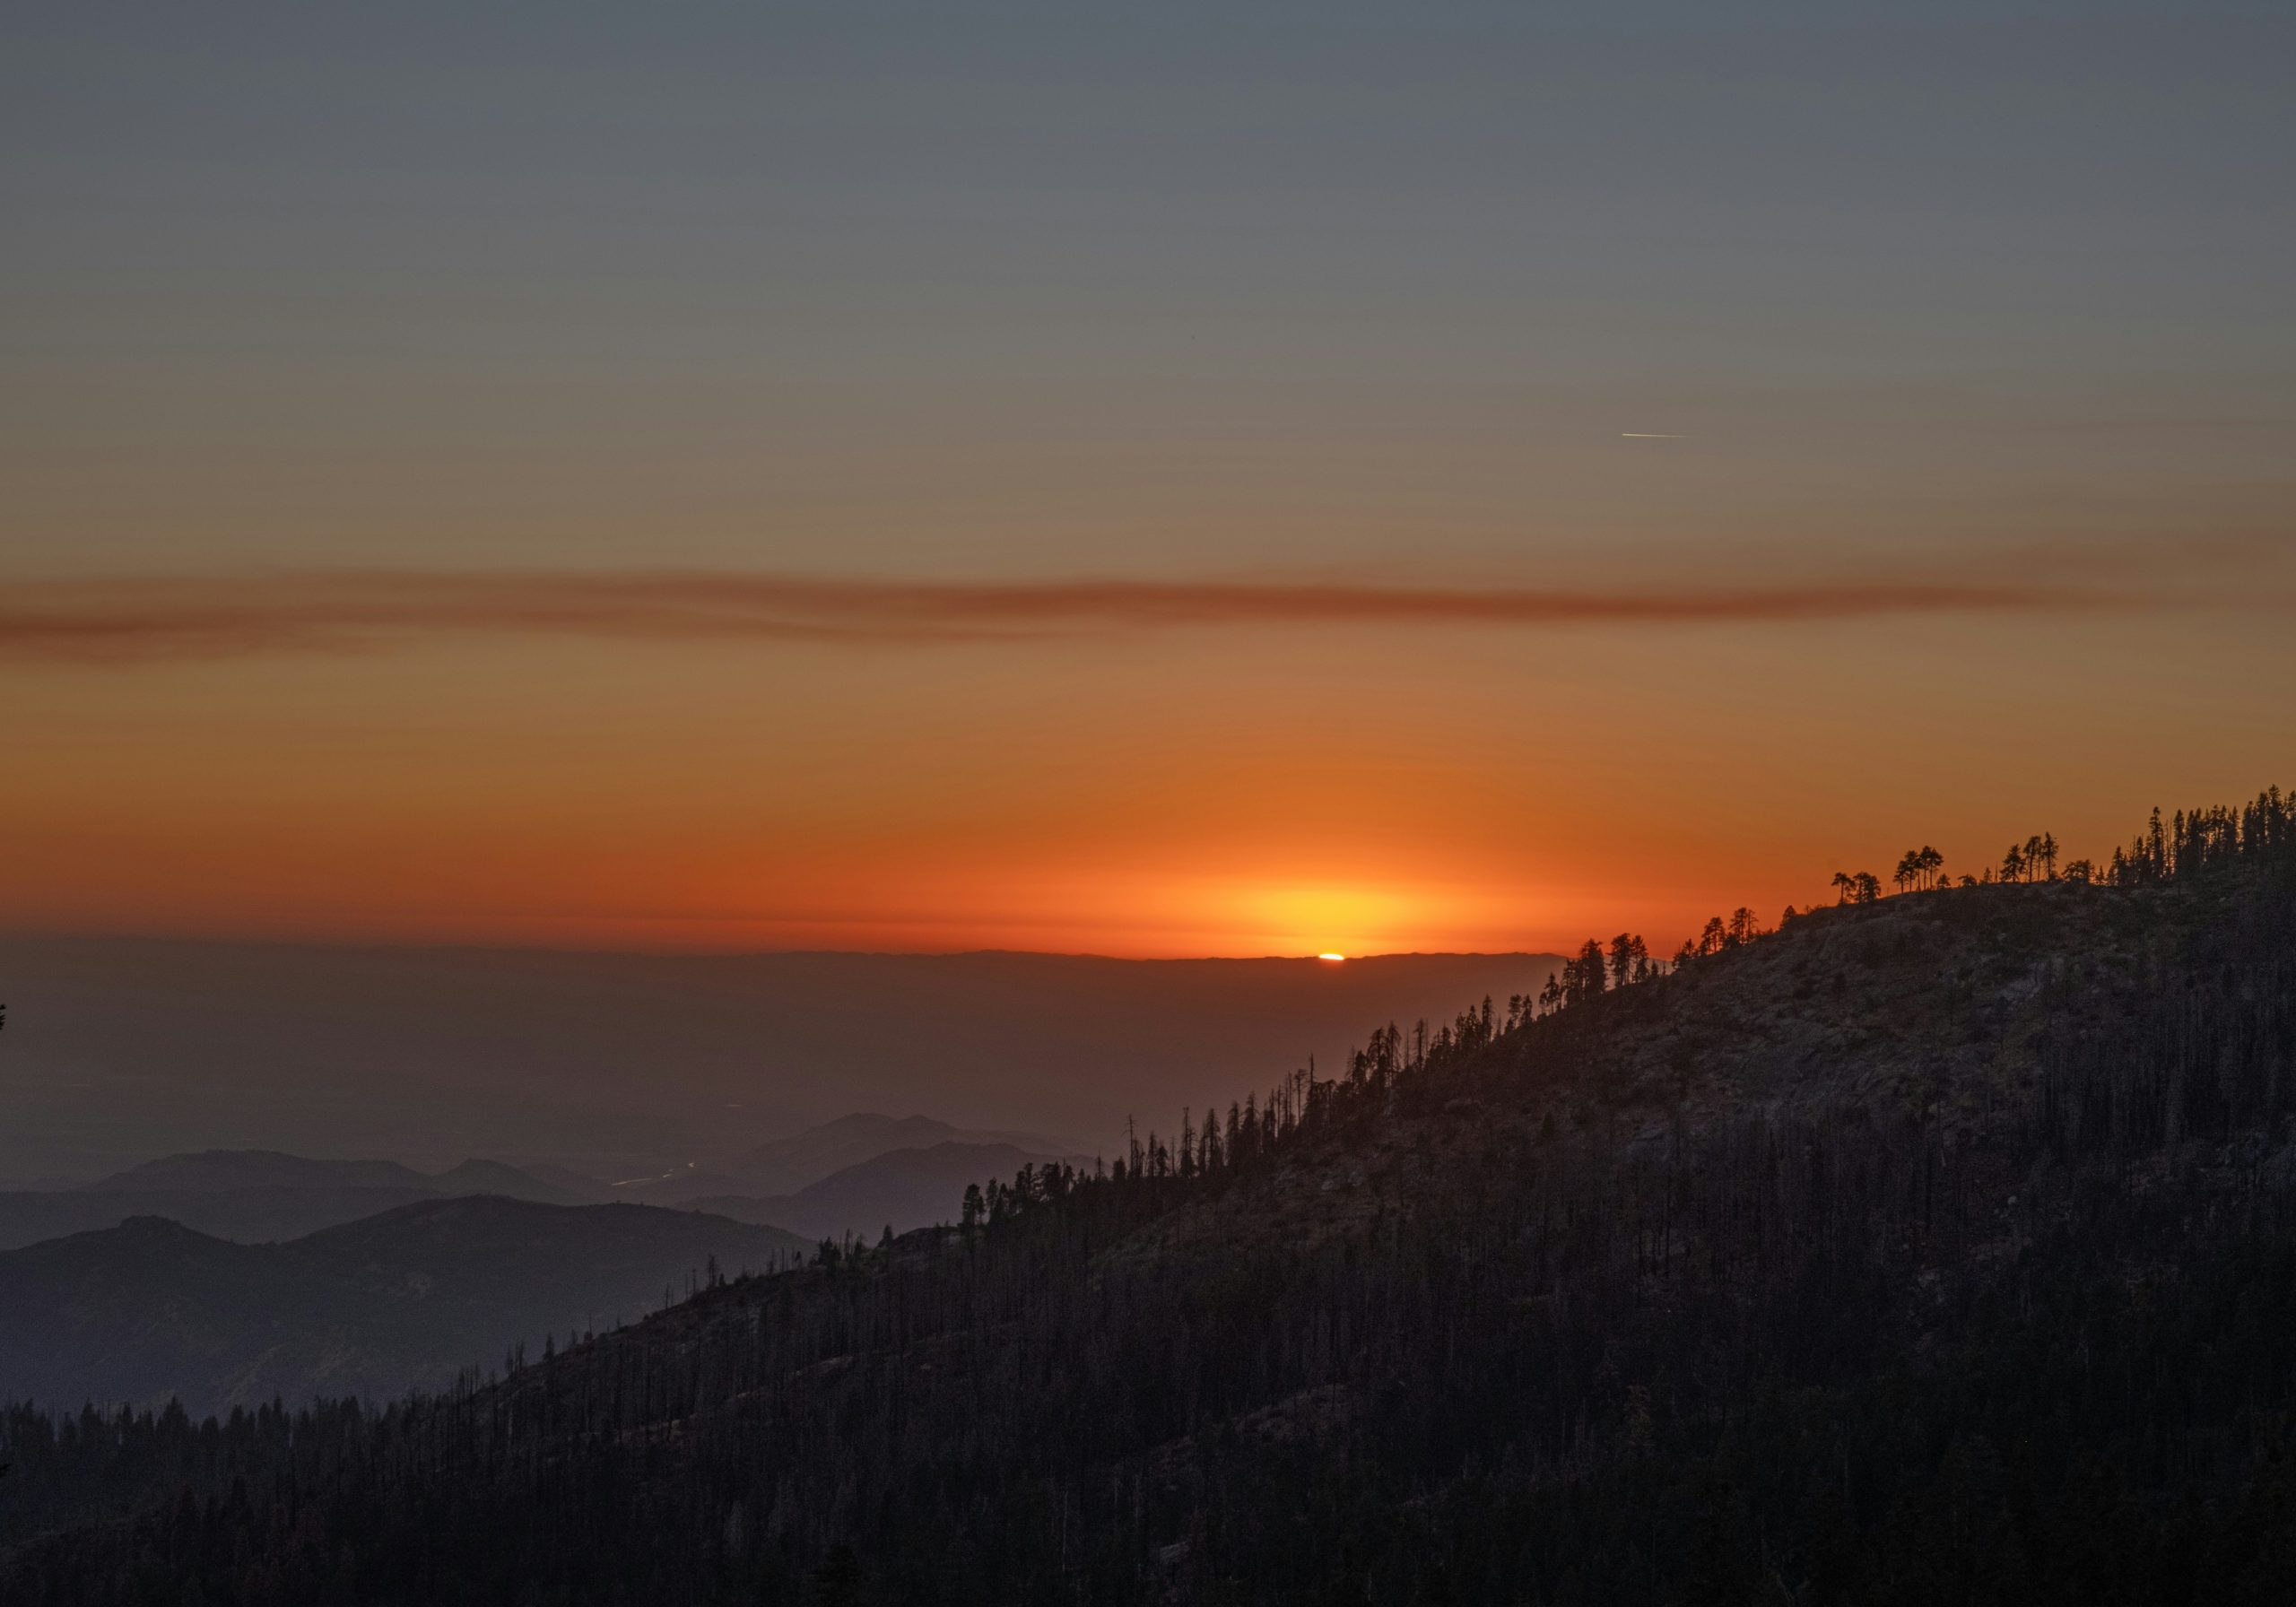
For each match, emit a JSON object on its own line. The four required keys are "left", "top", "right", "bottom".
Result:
{"left": 2, "top": 787, "right": 2292, "bottom": 1604}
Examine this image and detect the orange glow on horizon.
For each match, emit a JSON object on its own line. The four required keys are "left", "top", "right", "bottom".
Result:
{"left": 3, "top": 618, "right": 2283, "bottom": 960}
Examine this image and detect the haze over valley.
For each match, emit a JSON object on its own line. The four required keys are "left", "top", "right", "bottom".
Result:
{"left": 0, "top": 940, "right": 1558, "bottom": 1183}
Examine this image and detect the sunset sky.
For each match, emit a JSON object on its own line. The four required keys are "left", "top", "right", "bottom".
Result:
{"left": 5, "top": 2, "right": 2292, "bottom": 958}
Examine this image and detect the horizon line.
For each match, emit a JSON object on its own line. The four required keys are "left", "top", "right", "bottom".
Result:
{"left": 0, "top": 924, "right": 1568, "bottom": 966}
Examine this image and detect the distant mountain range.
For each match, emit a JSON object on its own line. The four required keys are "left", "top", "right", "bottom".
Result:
{"left": 0, "top": 1116, "right": 1086, "bottom": 1254}
{"left": 0, "top": 1119, "right": 1088, "bottom": 1414}
{"left": 0, "top": 1150, "right": 596, "bottom": 1252}
{"left": 0, "top": 1196, "right": 812, "bottom": 1415}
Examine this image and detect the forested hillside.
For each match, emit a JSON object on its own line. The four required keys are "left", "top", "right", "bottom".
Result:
{"left": 4, "top": 791, "right": 2293, "bottom": 1604}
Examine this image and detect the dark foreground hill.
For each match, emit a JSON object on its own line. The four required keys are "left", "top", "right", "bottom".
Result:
{"left": 0, "top": 1197, "right": 810, "bottom": 1417}
{"left": 4, "top": 792, "right": 2293, "bottom": 1604}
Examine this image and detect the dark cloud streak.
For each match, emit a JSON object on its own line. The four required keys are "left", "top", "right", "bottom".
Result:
{"left": 0, "top": 569, "right": 2161, "bottom": 665}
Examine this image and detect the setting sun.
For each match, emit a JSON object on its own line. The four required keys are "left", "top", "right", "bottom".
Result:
{"left": 1318, "top": 952, "right": 1346, "bottom": 962}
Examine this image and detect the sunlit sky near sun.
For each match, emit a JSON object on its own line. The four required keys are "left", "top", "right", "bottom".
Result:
{"left": 3, "top": 2, "right": 2292, "bottom": 957}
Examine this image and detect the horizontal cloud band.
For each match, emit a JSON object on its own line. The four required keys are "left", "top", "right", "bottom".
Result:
{"left": 0, "top": 569, "right": 2139, "bottom": 664}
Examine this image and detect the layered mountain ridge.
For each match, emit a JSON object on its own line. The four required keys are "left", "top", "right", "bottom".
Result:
{"left": 0, "top": 1151, "right": 593, "bottom": 1253}
{"left": 0, "top": 1196, "right": 811, "bottom": 1416}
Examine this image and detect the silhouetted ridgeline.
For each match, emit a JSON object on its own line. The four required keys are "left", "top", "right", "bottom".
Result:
{"left": 3, "top": 788, "right": 2293, "bottom": 1604}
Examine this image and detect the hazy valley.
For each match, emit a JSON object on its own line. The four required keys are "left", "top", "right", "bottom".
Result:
{"left": 0, "top": 944, "right": 1560, "bottom": 1183}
